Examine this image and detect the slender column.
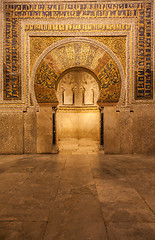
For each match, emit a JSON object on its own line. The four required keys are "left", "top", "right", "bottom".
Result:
{"left": 52, "top": 108, "right": 56, "bottom": 145}
{"left": 52, "top": 107, "right": 59, "bottom": 153}
{"left": 100, "top": 107, "right": 104, "bottom": 148}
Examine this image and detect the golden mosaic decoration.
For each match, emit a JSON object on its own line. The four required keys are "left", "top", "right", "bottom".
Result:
{"left": 30, "top": 36, "right": 126, "bottom": 76}
{"left": 89, "top": 37, "right": 126, "bottom": 75}
{"left": 34, "top": 41, "right": 121, "bottom": 104}
{"left": 4, "top": 2, "right": 153, "bottom": 100}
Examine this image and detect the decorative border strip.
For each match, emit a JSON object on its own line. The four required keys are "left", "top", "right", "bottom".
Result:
{"left": 25, "top": 23, "right": 132, "bottom": 32}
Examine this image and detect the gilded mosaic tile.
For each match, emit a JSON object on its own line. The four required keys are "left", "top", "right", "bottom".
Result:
{"left": 30, "top": 37, "right": 67, "bottom": 74}
{"left": 30, "top": 36, "right": 126, "bottom": 76}
{"left": 89, "top": 37, "right": 126, "bottom": 75}
{"left": 35, "top": 60, "right": 58, "bottom": 103}
{"left": 98, "top": 59, "right": 121, "bottom": 103}
{"left": 4, "top": 1, "right": 153, "bottom": 100}
{"left": 65, "top": 43, "right": 76, "bottom": 67}
{"left": 34, "top": 42, "right": 121, "bottom": 103}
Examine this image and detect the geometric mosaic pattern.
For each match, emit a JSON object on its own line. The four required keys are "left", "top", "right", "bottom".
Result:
{"left": 35, "top": 42, "right": 121, "bottom": 103}
{"left": 4, "top": 1, "right": 153, "bottom": 100}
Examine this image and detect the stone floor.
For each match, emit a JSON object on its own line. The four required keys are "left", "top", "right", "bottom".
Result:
{"left": 0, "top": 152, "right": 155, "bottom": 240}
{"left": 58, "top": 139, "right": 99, "bottom": 153}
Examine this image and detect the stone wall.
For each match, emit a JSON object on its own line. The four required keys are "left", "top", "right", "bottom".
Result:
{"left": 0, "top": 111, "right": 23, "bottom": 154}
{"left": 104, "top": 107, "right": 120, "bottom": 154}
{"left": 23, "top": 107, "right": 37, "bottom": 154}
{"left": 0, "top": 105, "right": 154, "bottom": 154}
{"left": 0, "top": 107, "right": 52, "bottom": 154}
{"left": 133, "top": 107, "right": 155, "bottom": 154}
{"left": 37, "top": 106, "right": 53, "bottom": 153}
{"left": 104, "top": 106, "right": 155, "bottom": 154}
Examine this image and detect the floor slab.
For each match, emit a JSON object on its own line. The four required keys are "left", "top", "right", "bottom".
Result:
{"left": 0, "top": 153, "right": 154, "bottom": 240}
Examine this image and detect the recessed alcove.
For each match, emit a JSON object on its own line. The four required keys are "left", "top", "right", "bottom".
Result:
{"left": 56, "top": 68, "right": 100, "bottom": 106}
{"left": 56, "top": 68, "right": 100, "bottom": 150}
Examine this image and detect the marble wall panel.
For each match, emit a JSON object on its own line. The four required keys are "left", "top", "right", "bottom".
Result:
{"left": 133, "top": 107, "right": 155, "bottom": 154}
{"left": 37, "top": 106, "right": 53, "bottom": 153}
{"left": 104, "top": 107, "right": 120, "bottom": 154}
{"left": 120, "top": 111, "right": 134, "bottom": 154}
{"left": 0, "top": 112, "right": 23, "bottom": 154}
{"left": 23, "top": 107, "right": 37, "bottom": 153}
{"left": 104, "top": 107, "right": 155, "bottom": 154}
{"left": 57, "top": 110, "right": 100, "bottom": 141}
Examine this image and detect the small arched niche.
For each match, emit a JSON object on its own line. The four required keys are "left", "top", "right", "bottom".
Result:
{"left": 56, "top": 68, "right": 100, "bottom": 107}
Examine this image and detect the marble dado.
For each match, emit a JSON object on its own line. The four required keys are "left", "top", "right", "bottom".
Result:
{"left": 0, "top": 105, "right": 154, "bottom": 154}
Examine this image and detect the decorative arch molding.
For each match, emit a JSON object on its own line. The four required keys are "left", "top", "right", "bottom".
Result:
{"left": 31, "top": 37, "right": 126, "bottom": 107}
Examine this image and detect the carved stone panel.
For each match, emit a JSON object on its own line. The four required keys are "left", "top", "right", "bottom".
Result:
{"left": 57, "top": 70, "right": 99, "bottom": 106}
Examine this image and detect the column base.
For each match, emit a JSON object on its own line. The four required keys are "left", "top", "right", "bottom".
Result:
{"left": 51, "top": 145, "right": 59, "bottom": 154}
{"left": 99, "top": 145, "right": 104, "bottom": 151}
